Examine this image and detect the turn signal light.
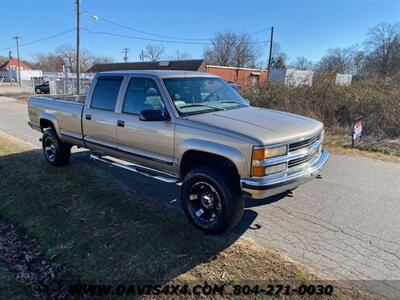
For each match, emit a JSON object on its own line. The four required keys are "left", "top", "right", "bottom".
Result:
{"left": 252, "top": 166, "right": 265, "bottom": 177}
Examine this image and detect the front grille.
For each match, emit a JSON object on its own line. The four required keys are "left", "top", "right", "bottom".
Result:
{"left": 289, "top": 134, "right": 319, "bottom": 152}
{"left": 288, "top": 147, "right": 319, "bottom": 167}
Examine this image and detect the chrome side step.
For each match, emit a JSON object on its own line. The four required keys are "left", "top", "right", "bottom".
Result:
{"left": 90, "top": 153, "right": 179, "bottom": 184}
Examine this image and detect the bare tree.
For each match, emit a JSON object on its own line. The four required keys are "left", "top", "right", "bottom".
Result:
{"left": 32, "top": 53, "right": 64, "bottom": 71}
{"left": 31, "top": 45, "right": 115, "bottom": 72}
{"left": 91, "top": 55, "right": 115, "bottom": 65}
{"left": 269, "top": 42, "right": 288, "bottom": 69}
{"left": 316, "top": 47, "right": 355, "bottom": 74}
{"left": 290, "top": 56, "right": 314, "bottom": 70}
{"left": 143, "top": 44, "right": 165, "bottom": 62}
{"left": 173, "top": 50, "right": 192, "bottom": 60}
{"left": 363, "top": 22, "right": 400, "bottom": 78}
{"left": 204, "top": 30, "right": 260, "bottom": 68}
{"left": 352, "top": 50, "right": 366, "bottom": 75}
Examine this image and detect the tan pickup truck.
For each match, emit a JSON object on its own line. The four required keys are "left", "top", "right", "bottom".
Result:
{"left": 28, "top": 70, "right": 329, "bottom": 233}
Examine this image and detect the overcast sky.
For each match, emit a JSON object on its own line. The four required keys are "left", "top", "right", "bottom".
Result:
{"left": 1, "top": 0, "right": 399, "bottom": 65}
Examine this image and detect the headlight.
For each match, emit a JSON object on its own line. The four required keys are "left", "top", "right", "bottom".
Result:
{"left": 252, "top": 145, "right": 288, "bottom": 177}
{"left": 252, "top": 145, "right": 287, "bottom": 160}
{"left": 265, "top": 163, "right": 287, "bottom": 174}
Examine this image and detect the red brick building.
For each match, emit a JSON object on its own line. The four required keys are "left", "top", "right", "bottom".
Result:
{"left": 87, "top": 59, "right": 268, "bottom": 88}
{"left": 206, "top": 65, "right": 267, "bottom": 88}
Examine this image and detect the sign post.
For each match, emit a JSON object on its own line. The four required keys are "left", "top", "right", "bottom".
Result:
{"left": 351, "top": 116, "right": 363, "bottom": 148}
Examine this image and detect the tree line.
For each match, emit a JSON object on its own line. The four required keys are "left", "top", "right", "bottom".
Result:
{"left": 205, "top": 22, "right": 400, "bottom": 80}
{"left": 0, "top": 22, "right": 398, "bottom": 80}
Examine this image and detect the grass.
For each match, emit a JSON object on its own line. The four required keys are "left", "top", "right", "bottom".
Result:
{"left": 0, "top": 132, "right": 377, "bottom": 299}
{"left": 0, "top": 262, "right": 30, "bottom": 300}
{"left": 325, "top": 131, "right": 400, "bottom": 163}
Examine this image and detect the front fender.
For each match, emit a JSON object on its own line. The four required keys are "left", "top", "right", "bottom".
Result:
{"left": 178, "top": 139, "right": 249, "bottom": 177}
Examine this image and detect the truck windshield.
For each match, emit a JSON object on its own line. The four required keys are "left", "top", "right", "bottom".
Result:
{"left": 163, "top": 77, "right": 248, "bottom": 116}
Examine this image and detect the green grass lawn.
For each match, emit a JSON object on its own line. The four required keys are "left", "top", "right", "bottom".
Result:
{"left": 0, "top": 133, "right": 376, "bottom": 299}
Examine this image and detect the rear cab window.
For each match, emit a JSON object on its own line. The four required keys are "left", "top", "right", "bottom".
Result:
{"left": 91, "top": 76, "right": 123, "bottom": 111}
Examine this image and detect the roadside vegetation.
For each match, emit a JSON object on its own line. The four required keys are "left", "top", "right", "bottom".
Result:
{"left": 0, "top": 133, "right": 376, "bottom": 299}
{"left": 243, "top": 80, "right": 400, "bottom": 161}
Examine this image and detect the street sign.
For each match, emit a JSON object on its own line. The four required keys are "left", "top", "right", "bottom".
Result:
{"left": 352, "top": 117, "right": 363, "bottom": 147}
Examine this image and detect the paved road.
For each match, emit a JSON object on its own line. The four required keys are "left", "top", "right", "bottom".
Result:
{"left": 1, "top": 96, "right": 399, "bottom": 298}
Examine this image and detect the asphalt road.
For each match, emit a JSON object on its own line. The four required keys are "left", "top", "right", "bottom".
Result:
{"left": 1, "top": 96, "right": 399, "bottom": 298}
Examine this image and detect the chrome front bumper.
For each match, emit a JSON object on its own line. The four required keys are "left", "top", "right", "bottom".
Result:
{"left": 240, "top": 149, "right": 329, "bottom": 199}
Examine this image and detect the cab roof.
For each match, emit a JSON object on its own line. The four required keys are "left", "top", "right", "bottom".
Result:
{"left": 96, "top": 70, "right": 219, "bottom": 79}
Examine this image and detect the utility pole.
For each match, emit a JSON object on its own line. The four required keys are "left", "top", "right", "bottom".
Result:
{"left": 123, "top": 48, "right": 129, "bottom": 63}
{"left": 76, "top": 0, "right": 81, "bottom": 95}
{"left": 139, "top": 50, "right": 144, "bottom": 62}
{"left": 13, "top": 37, "right": 21, "bottom": 86}
{"left": 267, "top": 26, "right": 274, "bottom": 83}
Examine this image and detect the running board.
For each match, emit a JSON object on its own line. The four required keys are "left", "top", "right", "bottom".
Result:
{"left": 90, "top": 153, "right": 179, "bottom": 184}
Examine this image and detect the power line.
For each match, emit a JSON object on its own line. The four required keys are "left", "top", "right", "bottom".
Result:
{"left": 83, "top": 9, "right": 271, "bottom": 42}
{"left": 81, "top": 28, "right": 268, "bottom": 46}
{"left": 81, "top": 28, "right": 213, "bottom": 45}
{"left": 0, "top": 28, "right": 76, "bottom": 51}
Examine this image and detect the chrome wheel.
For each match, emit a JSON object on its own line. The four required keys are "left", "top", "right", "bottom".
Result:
{"left": 188, "top": 181, "right": 222, "bottom": 224}
{"left": 44, "top": 136, "right": 56, "bottom": 162}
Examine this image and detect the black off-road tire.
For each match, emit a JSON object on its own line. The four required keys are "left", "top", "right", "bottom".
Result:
{"left": 181, "top": 166, "right": 244, "bottom": 234}
{"left": 42, "top": 129, "right": 71, "bottom": 166}
{"left": 35, "top": 88, "right": 42, "bottom": 94}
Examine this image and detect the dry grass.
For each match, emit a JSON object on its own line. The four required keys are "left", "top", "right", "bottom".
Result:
{"left": 0, "top": 132, "right": 380, "bottom": 299}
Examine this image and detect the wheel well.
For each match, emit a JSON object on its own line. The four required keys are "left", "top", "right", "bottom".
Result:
{"left": 40, "top": 119, "right": 55, "bottom": 132}
{"left": 180, "top": 150, "right": 239, "bottom": 180}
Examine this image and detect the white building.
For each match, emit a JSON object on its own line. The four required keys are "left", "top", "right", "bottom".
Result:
{"left": 269, "top": 69, "right": 314, "bottom": 87}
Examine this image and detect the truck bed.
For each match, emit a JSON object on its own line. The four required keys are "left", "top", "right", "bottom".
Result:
{"left": 28, "top": 95, "right": 85, "bottom": 142}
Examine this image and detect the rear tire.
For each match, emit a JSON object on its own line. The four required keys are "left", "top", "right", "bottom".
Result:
{"left": 181, "top": 166, "right": 243, "bottom": 234}
{"left": 42, "top": 130, "right": 71, "bottom": 166}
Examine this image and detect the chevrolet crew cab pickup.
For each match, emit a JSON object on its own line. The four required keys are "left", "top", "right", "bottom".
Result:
{"left": 28, "top": 70, "right": 329, "bottom": 233}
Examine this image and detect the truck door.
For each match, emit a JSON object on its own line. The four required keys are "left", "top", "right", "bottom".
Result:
{"left": 115, "top": 76, "right": 175, "bottom": 174}
{"left": 82, "top": 75, "right": 123, "bottom": 153}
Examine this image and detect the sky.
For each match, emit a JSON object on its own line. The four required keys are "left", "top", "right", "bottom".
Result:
{"left": 0, "top": 0, "right": 399, "bottom": 66}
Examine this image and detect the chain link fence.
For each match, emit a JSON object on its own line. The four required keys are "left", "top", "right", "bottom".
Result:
{"left": 21, "top": 75, "right": 93, "bottom": 95}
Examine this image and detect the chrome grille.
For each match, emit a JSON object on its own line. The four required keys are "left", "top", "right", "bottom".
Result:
{"left": 288, "top": 146, "right": 319, "bottom": 167}
{"left": 288, "top": 132, "right": 321, "bottom": 168}
{"left": 289, "top": 134, "right": 319, "bottom": 152}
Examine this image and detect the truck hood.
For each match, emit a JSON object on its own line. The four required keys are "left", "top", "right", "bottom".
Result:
{"left": 187, "top": 106, "right": 323, "bottom": 145}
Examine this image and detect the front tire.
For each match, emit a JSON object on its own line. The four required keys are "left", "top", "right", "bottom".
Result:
{"left": 42, "top": 130, "right": 71, "bottom": 166}
{"left": 35, "top": 88, "right": 42, "bottom": 94}
{"left": 181, "top": 167, "right": 244, "bottom": 234}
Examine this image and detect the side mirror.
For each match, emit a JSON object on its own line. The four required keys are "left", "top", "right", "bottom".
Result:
{"left": 139, "top": 109, "right": 170, "bottom": 121}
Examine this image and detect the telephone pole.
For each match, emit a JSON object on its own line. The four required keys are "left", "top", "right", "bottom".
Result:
{"left": 76, "top": 0, "right": 81, "bottom": 95}
{"left": 13, "top": 37, "right": 21, "bottom": 86}
{"left": 123, "top": 48, "right": 129, "bottom": 63}
{"left": 267, "top": 26, "right": 274, "bottom": 83}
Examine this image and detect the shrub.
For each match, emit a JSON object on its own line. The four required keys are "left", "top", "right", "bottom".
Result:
{"left": 242, "top": 81, "right": 400, "bottom": 138}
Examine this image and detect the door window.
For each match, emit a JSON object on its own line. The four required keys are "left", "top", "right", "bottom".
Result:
{"left": 123, "top": 77, "right": 165, "bottom": 115}
{"left": 91, "top": 76, "right": 123, "bottom": 111}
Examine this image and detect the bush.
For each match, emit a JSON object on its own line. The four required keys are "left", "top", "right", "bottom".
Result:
{"left": 242, "top": 81, "right": 400, "bottom": 138}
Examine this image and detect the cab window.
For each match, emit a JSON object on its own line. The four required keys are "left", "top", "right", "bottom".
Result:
{"left": 91, "top": 76, "right": 123, "bottom": 111}
{"left": 123, "top": 77, "right": 165, "bottom": 115}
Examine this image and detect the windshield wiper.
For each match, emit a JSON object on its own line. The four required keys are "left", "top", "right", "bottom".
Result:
{"left": 179, "top": 103, "right": 223, "bottom": 111}
{"left": 219, "top": 100, "right": 247, "bottom": 107}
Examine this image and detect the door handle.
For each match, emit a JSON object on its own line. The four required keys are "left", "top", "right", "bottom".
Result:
{"left": 117, "top": 120, "right": 125, "bottom": 127}
{"left": 85, "top": 114, "right": 92, "bottom": 120}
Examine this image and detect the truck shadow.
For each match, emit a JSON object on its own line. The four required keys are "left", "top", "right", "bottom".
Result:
{"left": 0, "top": 148, "right": 283, "bottom": 291}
